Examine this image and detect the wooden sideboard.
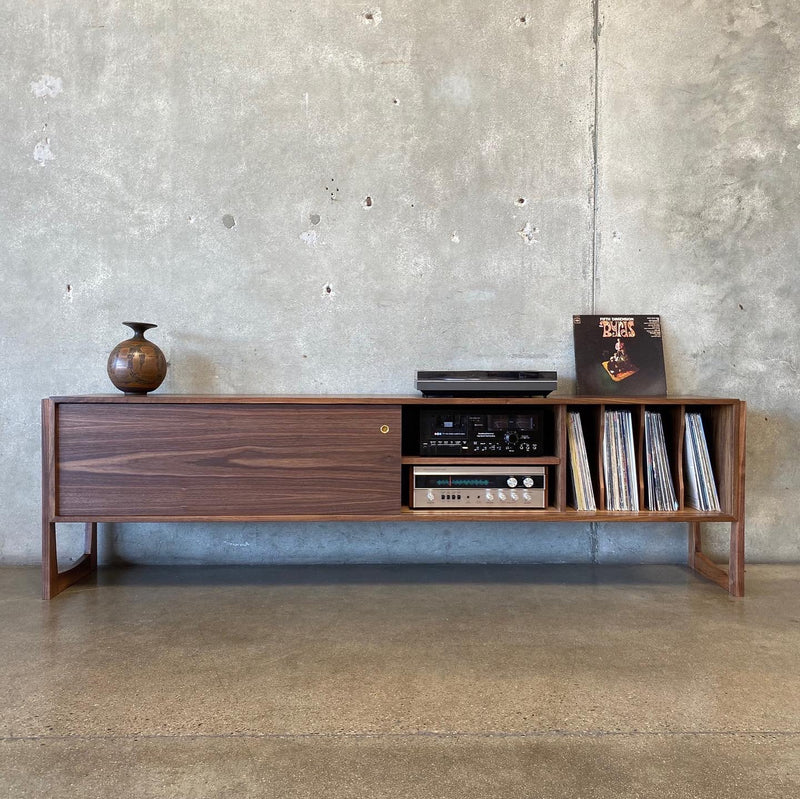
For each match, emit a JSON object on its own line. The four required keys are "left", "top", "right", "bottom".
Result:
{"left": 42, "top": 395, "right": 746, "bottom": 598}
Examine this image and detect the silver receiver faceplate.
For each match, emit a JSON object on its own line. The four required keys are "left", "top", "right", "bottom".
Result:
{"left": 412, "top": 465, "right": 547, "bottom": 509}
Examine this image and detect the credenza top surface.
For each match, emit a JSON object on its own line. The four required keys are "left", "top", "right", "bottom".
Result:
{"left": 46, "top": 394, "right": 743, "bottom": 406}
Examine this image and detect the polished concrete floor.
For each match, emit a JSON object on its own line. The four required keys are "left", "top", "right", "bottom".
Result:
{"left": 1, "top": 563, "right": 799, "bottom": 798}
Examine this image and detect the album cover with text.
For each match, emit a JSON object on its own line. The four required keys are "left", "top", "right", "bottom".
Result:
{"left": 573, "top": 315, "right": 667, "bottom": 396}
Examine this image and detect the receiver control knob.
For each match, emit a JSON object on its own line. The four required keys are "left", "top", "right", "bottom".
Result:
{"left": 485, "top": 490, "right": 495, "bottom": 502}
{"left": 498, "top": 490, "right": 507, "bottom": 501}
{"left": 506, "top": 477, "right": 518, "bottom": 488}
{"left": 509, "top": 490, "right": 518, "bottom": 501}
{"left": 523, "top": 477, "right": 534, "bottom": 488}
{"left": 504, "top": 432, "right": 519, "bottom": 445}
{"left": 426, "top": 492, "right": 435, "bottom": 503}
{"left": 523, "top": 491, "right": 532, "bottom": 502}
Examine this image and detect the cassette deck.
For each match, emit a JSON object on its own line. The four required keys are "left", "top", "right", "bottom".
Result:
{"left": 418, "top": 409, "right": 544, "bottom": 457}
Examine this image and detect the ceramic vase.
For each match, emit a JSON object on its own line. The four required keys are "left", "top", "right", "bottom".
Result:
{"left": 106, "top": 322, "right": 167, "bottom": 394}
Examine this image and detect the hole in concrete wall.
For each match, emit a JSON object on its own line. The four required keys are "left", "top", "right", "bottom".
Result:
{"left": 222, "top": 214, "right": 236, "bottom": 229}
{"left": 516, "top": 197, "right": 526, "bottom": 206}
{"left": 392, "top": 98, "right": 399, "bottom": 104}
{"left": 363, "top": 195, "right": 373, "bottom": 208}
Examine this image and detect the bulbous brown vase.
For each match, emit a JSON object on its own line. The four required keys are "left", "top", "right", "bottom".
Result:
{"left": 107, "top": 322, "right": 167, "bottom": 394}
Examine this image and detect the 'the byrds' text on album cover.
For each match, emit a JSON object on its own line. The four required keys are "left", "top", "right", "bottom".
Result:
{"left": 573, "top": 315, "right": 667, "bottom": 396}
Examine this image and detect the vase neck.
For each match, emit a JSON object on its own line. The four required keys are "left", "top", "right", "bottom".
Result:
{"left": 122, "top": 322, "right": 157, "bottom": 339}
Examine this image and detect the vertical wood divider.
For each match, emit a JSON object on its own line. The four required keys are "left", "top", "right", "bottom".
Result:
{"left": 728, "top": 401, "right": 747, "bottom": 596}
{"left": 636, "top": 405, "right": 646, "bottom": 511}
{"left": 676, "top": 405, "right": 687, "bottom": 511}
{"left": 596, "top": 403, "right": 606, "bottom": 511}
{"left": 555, "top": 403, "right": 567, "bottom": 511}
{"left": 41, "top": 399, "right": 56, "bottom": 600}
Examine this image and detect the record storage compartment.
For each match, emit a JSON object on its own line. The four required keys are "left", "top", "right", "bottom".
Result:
{"left": 43, "top": 395, "right": 746, "bottom": 598}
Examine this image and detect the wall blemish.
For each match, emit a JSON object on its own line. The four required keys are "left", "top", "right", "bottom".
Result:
{"left": 33, "top": 138, "right": 54, "bottom": 165}
{"left": 31, "top": 75, "right": 63, "bottom": 98}
{"left": 309, "top": 213, "right": 321, "bottom": 225}
{"left": 362, "top": 195, "right": 373, "bottom": 208}
{"left": 222, "top": 214, "right": 236, "bottom": 229}
{"left": 325, "top": 178, "right": 340, "bottom": 201}
{"left": 300, "top": 230, "right": 319, "bottom": 247}
{"left": 361, "top": 9, "right": 382, "bottom": 24}
{"left": 518, "top": 221, "right": 538, "bottom": 244}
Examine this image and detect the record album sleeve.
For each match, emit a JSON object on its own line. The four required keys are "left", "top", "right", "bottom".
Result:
{"left": 573, "top": 315, "right": 667, "bottom": 396}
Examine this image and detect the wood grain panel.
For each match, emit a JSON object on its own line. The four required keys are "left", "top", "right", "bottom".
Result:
{"left": 56, "top": 403, "right": 402, "bottom": 517}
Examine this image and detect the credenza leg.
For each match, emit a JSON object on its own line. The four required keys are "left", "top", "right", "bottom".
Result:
{"left": 687, "top": 521, "right": 744, "bottom": 598}
{"left": 688, "top": 521, "right": 700, "bottom": 572}
{"left": 728, "top": 518, "right": 745, "bottom": 597}
{"left": 42, "top": 521, "right": 98, "bottom": 600}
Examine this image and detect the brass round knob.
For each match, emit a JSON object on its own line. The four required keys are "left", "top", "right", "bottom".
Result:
{"left": 380, "top": 424, "right": 390, "bottom": 434}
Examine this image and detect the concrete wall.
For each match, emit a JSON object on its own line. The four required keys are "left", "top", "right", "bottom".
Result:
{"left": 2, "top": 1, "right": 798, "bottom": 566}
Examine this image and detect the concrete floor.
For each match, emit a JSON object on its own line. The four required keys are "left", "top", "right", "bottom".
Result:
{"left": 1, "top": 564, "right": 799, "bottom": 798}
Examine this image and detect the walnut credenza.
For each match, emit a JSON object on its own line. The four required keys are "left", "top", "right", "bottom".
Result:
{"left": 42, "top": 395, "right": 746, "bottom": 598}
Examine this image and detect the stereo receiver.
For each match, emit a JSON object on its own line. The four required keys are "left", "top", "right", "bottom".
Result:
{"left": 411, "top": 466, "right": 547, "bottom": 509}
{"left": 419, "top": 409, "right": 543, "bottom": 457}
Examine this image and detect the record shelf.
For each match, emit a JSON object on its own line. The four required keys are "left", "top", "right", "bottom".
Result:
{"left": 42, "top": 395, "right": 745, "bottom": 598}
